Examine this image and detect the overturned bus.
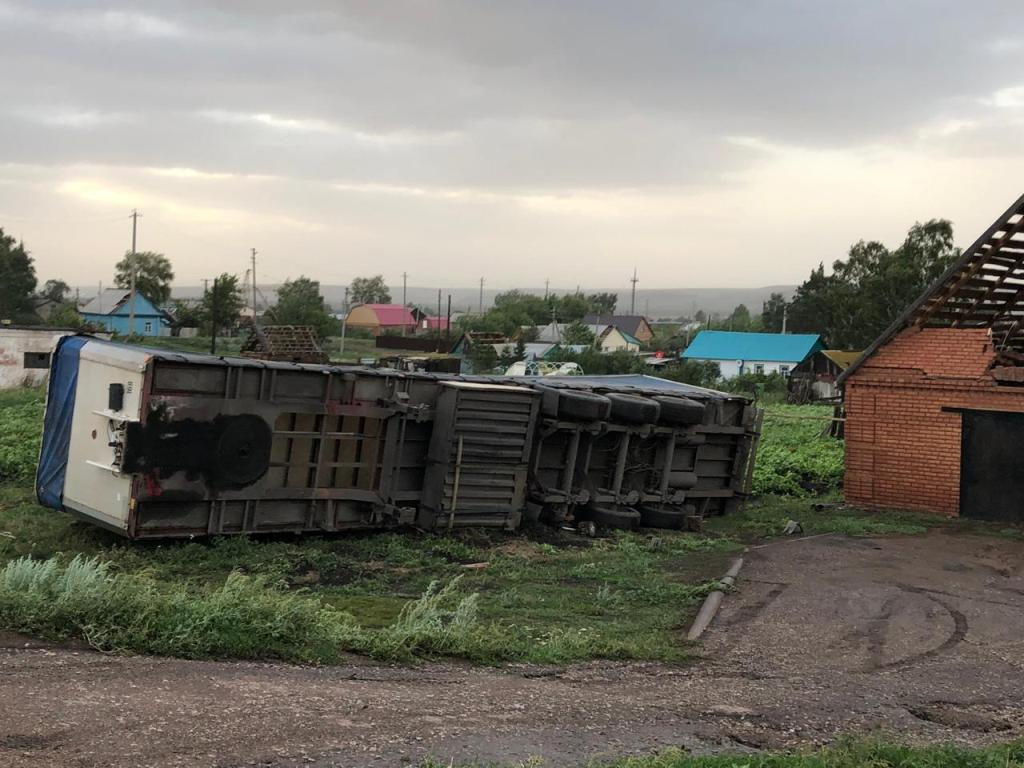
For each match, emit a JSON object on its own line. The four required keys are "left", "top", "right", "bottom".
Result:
{"left": 36, "top": 336, "right": 761, "bottom": 539}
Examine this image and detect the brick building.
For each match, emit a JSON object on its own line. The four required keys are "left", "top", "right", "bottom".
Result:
{"left": 839, "top": 193, "right": 1024, "bottom": 521}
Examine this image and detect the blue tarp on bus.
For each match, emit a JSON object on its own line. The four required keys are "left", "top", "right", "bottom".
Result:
{"left": 36, "top": 335, "right": 87, "bottom": 510}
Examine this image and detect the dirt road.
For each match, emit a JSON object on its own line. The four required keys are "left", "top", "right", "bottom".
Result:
{"left": 3, "top": 530, "right": 1024, "bottom": 767}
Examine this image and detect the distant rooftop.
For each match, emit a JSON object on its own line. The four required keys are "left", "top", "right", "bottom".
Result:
{"left": 682, "top": 331, "right": 823, "bottom": 363}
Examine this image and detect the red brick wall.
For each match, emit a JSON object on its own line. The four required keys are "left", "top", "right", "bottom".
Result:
{"left": 844, "top": 326, "right": 1024, "bottom": 516}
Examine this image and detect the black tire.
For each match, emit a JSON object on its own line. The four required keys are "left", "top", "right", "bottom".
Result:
{"left": 577, "top": 505, "right": 638, "bottom": 528}
{"left": 581, "top": 504, "right": 640, "bottom": 530}
{"left": 213, "top": 414, "right": 272, "bottom": 487}
{"left": 652, "top": 396, "right": 706, "bottom": 426}
{"left": 557, "top": 389, "right": 612, "bottom": 421}
{"left": 536, "top": 386, "right": 611, "bottom": 421}
{"left": 639, "top": 506, "right": 686, "bottom": 530}
{"left": 604, "top": 393, "right": 660, "bottom": 425}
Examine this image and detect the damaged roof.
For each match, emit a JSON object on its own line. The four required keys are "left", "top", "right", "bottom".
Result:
{"left": 840, "top": 192, "right": 1024, "bottom": 382}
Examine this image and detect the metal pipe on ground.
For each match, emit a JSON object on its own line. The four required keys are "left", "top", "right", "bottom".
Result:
{"left": 686, "top": 556, "right": 744, "bottom": 641}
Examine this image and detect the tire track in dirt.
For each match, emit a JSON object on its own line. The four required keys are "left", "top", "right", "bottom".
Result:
{"left": 866, "top": 585, "right": 968, "bottom": 672}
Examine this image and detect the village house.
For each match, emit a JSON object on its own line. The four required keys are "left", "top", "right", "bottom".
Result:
{"left": 839, "top": 192, "right": 1024, "bottom": 522}
{"left": 344, "top": 304, "right": 418, "bottom": 335}
{"left": 596, "top": 325, "right": 641, "bottom": 353}
{"left": 682, "top": 330, "right": 823, "bottom": 378}
{"left": 788, "top": 349, "right": 861, "bottom": 401}
{"left": 80, "top": 289, "right": 172, "bottom": 337}
{"left": 581, "top": 314, "right": 654, "bottom": 344}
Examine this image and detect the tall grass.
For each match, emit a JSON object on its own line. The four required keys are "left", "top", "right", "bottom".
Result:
{"left": 0, "top": 387, "right": 45, "bottom": 482}
{"left": 0, "top": 555, "right": 620, "bottom": 664}
{"left": 0, "top": 555, "right": 350, "bottom": 662}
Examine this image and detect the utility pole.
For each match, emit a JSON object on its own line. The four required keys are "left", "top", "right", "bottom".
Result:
{"left": 437, "top": 289, "right": 443, "bottom": 342}
{"left": 210, "top": 276, "right": 219, "bottom": 355}
{"left": 401, "top": 271, "right": 408, "bottom": 337}
{"left": 478, "top": 277, "right": 484, "bottom": 315}
{"left": 544, "top": 278, "right": 549, "bottom": 299}
{"left": 128, "top": 209, "right": 140, "bottom": 336}
{"left": 446, "top": 294, "right": 452, "bottom": 346}
{"left": 782, "top": 303, "right": 788, "bottom": 334}
{"left": 250, "top": 247, "right": 258, "bottom": 324}
{"left": 629, "top": 267, "right": 639, "bottom": 315}
{"left": 340, "top": 286, "right": 349, "bottom": 357}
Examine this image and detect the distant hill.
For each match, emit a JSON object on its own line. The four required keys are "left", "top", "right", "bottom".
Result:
{"left": 167, "top": 284, "right": 796, "bottom": 319}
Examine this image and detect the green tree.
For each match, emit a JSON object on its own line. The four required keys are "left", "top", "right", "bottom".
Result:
{"left": 554, "top": 292, "right": 590, "bottom": 323}
{"left": 272, "top": 276, "right": 338, "bottom": 338}
{"left": 202, "top": 273, "right": 245, "bottom": 335}
{"left": 586, "top": 292, "right": 618, "bottom": 315}
{"left": 468, "top": 340, "right": 498, "bottom": 373}
{"left": 171, "top": 299, "right": 204, "bottom": 328}
{"left": 562, "top": 320, "right": 596, "bottom": 345}
{"left": 114, "top": 251, "right": 174, "bottom": 305}
{"left": 48, "top": 302, "right": 82, "bottom": 328}
{"left": 788, "top": 219, "right": 959, "bottom": 349}
{"left": 39, "top": 279, "right": 70, "bottom": 304}
{"left": 761, "top": 292, "right": 788, "bottom": 333}
{"left": 497, "top": 344, "right": 518, "bottom": 370}
{"left": 727, "top": 304, "right": 752, "bottom": 331}
{"left": 0, "top": 230, "right": 37, "bottom": 322}
{"left": 514, "top": 337, "right": 527, "bottom": 361}
{"left": 351, "top": 275, "right": 391, "bottom": 305}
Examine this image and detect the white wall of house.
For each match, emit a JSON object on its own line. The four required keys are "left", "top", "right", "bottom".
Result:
{"left": 701, "top": 358, "right": 796, "bottom": 378}
{"left": 599, "top": 328, "right": 640, "bottom": 353}
{"left": 0, "top": 328, "right": 74, "bottom": 388}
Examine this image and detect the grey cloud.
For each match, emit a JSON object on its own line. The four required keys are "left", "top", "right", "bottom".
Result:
{"left": 3, "top": 0, "right": 1023, "bottom": 191}
{"left": 3, "top": 1, "right": 1024, "bottom": 288}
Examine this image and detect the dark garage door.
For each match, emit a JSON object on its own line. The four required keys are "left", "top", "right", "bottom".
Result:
{"left": 961, "top": 410, "right": 1024, "bottom": 522}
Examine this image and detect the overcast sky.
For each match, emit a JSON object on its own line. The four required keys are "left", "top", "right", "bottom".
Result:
{"left": 1, "top": 1, "right": 1023, "bottom": 291}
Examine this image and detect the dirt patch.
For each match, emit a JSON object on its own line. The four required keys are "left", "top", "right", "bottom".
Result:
{"left": 3, "top": 530, "right": 1024, "bottom": 767}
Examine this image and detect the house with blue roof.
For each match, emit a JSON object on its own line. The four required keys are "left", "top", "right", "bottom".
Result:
{"left": 682, "top": 331, "right": 823, "bottom": 378}
{"left": 80, "top": 289, "right": 172, "bottom": 337}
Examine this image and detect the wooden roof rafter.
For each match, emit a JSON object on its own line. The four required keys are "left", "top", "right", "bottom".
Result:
{"left": 840, "top": 193, "right": 1024, "bottom": 382}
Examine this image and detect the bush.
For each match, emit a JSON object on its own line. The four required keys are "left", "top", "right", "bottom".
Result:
{"left": 0, "top": 388, "right": 45, "bottom": 482}
{"left": 718, "top": 371, "right": 788, "bottom": 400}
{"left": 655, "top": 360, "right": 721, "bottom": 388}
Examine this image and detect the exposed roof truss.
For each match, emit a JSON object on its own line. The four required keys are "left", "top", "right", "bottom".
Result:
{"left": 911, "top": 197, "right": 1024, "bottom": 349}
{"left": 840, "top": 193, "right": 1024, "bottom": 382}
